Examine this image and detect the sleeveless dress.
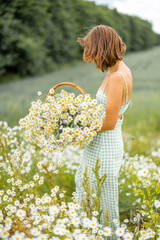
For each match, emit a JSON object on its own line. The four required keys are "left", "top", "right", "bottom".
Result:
{"left": 75, "top": 71, "right": 132, "bottom": 239}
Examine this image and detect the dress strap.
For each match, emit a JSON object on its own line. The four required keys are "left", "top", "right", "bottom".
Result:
{"left": 102, "top": 78, "right": 109, "bottom": 93}
{"left": 113, "top": 71, "right": 128, "bottom": 104}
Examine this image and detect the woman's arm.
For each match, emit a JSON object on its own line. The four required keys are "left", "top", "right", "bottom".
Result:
{"left": 98, "top": 73, "right": 124, "bottom": 132}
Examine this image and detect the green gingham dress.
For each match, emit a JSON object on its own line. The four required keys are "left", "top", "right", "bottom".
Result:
{"left": 75, "top": 71, "right": 132, "bottom": 238}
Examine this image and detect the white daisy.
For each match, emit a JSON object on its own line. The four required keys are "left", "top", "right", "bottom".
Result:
{"left": 103, "top": 226, "right": 112, "bottom": 236}
{"left": 16, "top": 209, "right": 26, "bottom": 218}
{"left": 49, "top": 205, "right": 59, "bottom": 215}
{"left": 123, "top": 232, "right": 134, "bottom": 240}
{"left": 115, "top": 227, "right": 125, "bottom": 237}
{"left": 154, "top": 200, "right": 160, "bottom": 208}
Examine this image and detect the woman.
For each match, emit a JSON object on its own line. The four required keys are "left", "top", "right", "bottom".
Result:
{"left": 75, "top": 25, "right": 133, "bottom": 239}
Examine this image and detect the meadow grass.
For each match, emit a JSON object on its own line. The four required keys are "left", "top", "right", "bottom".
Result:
{"left": 0, "top": 44, "right": 160, "bottom": 237}
{"left": 0, "top": 46, "right": 160, "bottom": 143}
{"left": 1, "top": 121, "right": 160, "bottom": 238}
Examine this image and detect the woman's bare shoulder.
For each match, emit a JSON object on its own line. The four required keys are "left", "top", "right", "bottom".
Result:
{"left": 107, "top": 67, "right": 133, "bottom": 98}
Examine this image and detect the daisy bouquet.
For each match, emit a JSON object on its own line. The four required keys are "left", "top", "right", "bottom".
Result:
{"left": 19, "top": 82, "right": 106, "bottom": 154}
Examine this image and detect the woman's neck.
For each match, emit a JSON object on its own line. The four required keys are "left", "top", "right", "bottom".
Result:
{"left": 108, "top": 60, "right": 123, "bottom": 73}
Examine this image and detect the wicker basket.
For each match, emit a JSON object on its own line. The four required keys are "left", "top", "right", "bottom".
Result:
{"left": 45, "top": 82, "right": 86, "bottom": 103}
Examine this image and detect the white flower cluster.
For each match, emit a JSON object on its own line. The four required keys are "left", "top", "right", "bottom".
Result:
{"left": 19, "top": 90, "right": 106, "bottom": 153}
{"left": 0, "top": 121, "right": 82, "bottom": 176}
{"left": 119, "top": 152, "right": 160, "bottom": 239}
{"left": 0, "top": 178, "right": 117, "bottom": 240}
{"left": 139, "top": 228, "right": 157, "bottom": 239}
{"left": 1, "top": 122, "right": 160, "bottom": 239}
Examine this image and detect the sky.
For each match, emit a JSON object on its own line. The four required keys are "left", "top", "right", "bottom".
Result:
{"left": 87, "top": 0, "right": 160, "bottom": 34}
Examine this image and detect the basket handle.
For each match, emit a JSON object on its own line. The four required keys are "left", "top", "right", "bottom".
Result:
{"left": 45, "top": 82, "right": 86, "bottom": 103}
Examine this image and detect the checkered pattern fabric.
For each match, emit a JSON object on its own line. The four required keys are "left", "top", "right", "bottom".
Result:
{"left": 75, "top": 72, "right": 131, "bottom": 240}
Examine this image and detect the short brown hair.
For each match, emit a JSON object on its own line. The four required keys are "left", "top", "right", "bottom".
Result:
{"left": 77, "top": 25, "right": 126, "bottom": 72}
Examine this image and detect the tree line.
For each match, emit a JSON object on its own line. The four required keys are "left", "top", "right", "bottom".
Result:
{"left": 0, "top": 0, "right": 159, "bottom": 80}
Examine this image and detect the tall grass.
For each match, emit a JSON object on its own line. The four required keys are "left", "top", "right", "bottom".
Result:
{"left": 0, "top": 46, "right": 160, "bottom": 138}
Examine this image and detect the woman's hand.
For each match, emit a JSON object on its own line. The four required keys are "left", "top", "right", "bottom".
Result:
{"left": 97, "top": 113, "right": 123, "bottom": 133}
